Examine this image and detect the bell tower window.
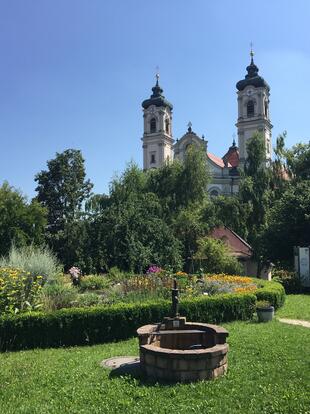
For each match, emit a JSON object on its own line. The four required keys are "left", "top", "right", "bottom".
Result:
{"left": 150, "top": 118, "right": 157, "bottom": 133}
{"left": 165, "top": 119, "right": 170, "bottom": 134}
{"left": 247, "top": 100, "right": 254, "bottom": 117}
{"left": 150, "top": 152, "right": 156, "bottom": 164}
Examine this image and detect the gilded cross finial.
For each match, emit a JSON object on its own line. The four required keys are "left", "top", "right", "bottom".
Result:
{"left": 232, "top": 132, "right": 236, "bottom": 147}
{"left": 155, "top": 66, "right": 160, "bottom": 83}
{"left": 250, "top": 42, "right": 254, "bottom": 61}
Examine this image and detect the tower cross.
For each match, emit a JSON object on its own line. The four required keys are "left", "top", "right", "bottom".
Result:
{"left": 250, "top": 41, "right": 254, "bottom": 59}
{"left": 155, "top": 65, "right": 160, "bottom": 82}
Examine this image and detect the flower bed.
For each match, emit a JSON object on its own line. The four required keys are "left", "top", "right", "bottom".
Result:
{"left": 0, "top": 279, "right": 285, "bottom": 351}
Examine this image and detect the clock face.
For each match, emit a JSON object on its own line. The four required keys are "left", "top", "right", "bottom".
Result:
{"left": 247, "top": 89, "right": 253, "bottom": 96}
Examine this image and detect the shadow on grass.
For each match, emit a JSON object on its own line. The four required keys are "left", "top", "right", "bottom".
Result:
{"left": 108, "top": 361, "right": 187, "bottom": 386}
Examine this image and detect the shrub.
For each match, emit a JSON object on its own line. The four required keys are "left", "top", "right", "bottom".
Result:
{"left": 0, "top": 292, "right": 256, "bottom": 351}
{"left": 107, "top": 266, "right": 131, "bottom": 282}
{"left": 0, "top": 244, "right": 62, "bottom": 282}
{"left": 194, "top": 237, "right": 243, "bottom": 275}
{"left": 39, "top": 282, "right": 78, "bottom": 311}
{"left": 79, "top": 275, "right": 111, "bottom": 292}
{"left": 255, "top": 280, "right": 285, "bottom": 309}
{"left": 0, "top": 279, "right": 284, "bottom": 351}
{"left": 0, "top": 267, "right": 43, "bottom": 314}
{"left": 272, "top": 269, "right": 301, "bottom": 294}
{"left": 74, "top": 293, "right": 105, "bottom": 307}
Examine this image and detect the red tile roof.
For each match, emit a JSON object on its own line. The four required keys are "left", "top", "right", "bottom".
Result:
{"left": 207, "top": 152, "right": 232, "bottom": 168}
{"left": 225, "top": 148, "right": 239, "bottom": 168}
{"left": 210, "top": 226, "right": 253, "bottom": 259}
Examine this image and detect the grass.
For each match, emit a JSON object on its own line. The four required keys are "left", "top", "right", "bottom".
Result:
{"left": 0, "top": 313, "right": 309, "bottom": 413}
{"left": 276, "top": 294, "right": 310, "bottom": 321}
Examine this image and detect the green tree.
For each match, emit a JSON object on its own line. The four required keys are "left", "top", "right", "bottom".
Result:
{"left": 238, "top": 132, "right": 272, "bottom": 244}
{"left": 194, "top": 237, "right": 243, "bottom": 275}
{"left": 212, "top": 195, "right": 250, "bottom": 240}
{"left": 35, "top": 149, "right": 93, "bottom": 268}
{"left": 263, "top": 181, "right": 310, "bottom": 265}
{"left": 90, "top": 163, "right": 183, "bottom": 273}
{"left": 286, "top": 141, "right": 310, "bottom": 181}
{"left": 0, "top": 182, "right": 46, "bottom": 256}
{"left": 35, "top": 149, "right": 93, "bottom": 230}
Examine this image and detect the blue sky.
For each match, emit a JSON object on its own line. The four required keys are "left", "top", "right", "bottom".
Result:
{"left": 0, "top": 0, "right": 309, "bottom": 198}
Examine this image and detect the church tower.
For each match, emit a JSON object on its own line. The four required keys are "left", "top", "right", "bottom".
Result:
{"left": 141, "top": 74, "right": 174, "bottom": 170}
{"left": 236, "top": 50, "right": 273, "bottom": 165}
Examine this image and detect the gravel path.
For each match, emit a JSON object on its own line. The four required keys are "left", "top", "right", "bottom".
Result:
{"left": 278, "top": 318, "right": 310, "bottom": 328}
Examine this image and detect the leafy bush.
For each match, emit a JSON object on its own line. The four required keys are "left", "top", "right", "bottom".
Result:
{"left": 255, "top": 280, "right": 285, "bottom": 309}
{"left": 194, "top": 237, "right": 243, "bottom": 275}
{"left": 79, "top": 275, "right": 111, "bottom": 292}
{"left": 0, "top": 292, "right": 256, "bottom": 351}
{"left": 74, "top": 293, "right": 105, "bottom": 307}
{"left": 0, "top": 244, "right": 62, "bottom": 282}
{"left": 256, "top": 300, "right": 272, "bottom": 309}
{"left": 107, "top": 266, "right": 131, "bottom": 282}
{"left": 272, "top": 269, "right": 301, "bottom": 294}
{"left": 39, "top": 282, "right": 78, "bottom": 311}
{"left": 0, "top": 267, "right": 43, "bottom": 314}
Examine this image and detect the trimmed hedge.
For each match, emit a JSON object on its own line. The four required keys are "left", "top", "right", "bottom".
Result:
{"left": 0, "top": 280, "right": 285, "bottom": 351}
{"left": 0, "top": 294, "right": 255, "bottom": 351}
{"left": 255, "top": 280, "right": 286, "bottom": 309}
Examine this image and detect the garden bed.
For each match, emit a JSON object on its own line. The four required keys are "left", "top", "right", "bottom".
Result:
{"left": 0, "top": 279, "right": 285, "bottom": 351}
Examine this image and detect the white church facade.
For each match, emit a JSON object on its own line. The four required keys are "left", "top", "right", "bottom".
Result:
{"left": 141, "top": 51, "right": 272, "bottom": 196}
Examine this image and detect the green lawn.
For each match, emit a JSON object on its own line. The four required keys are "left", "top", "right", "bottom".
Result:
{"left": 277, "top": 294, "right": 310, "bottom": 321}
{"left": 0, "top": 298, "right": 310, "bottom": 414}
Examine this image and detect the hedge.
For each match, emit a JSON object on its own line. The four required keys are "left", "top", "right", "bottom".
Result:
{"left": 0, "top": 280, "right": 285, "bottom": 351}
{"left": 255, "top": 280, "right": 286, "bottom": 309}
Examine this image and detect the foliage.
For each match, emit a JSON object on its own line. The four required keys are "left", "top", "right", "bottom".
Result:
{"left": 255, "top": 280, "right": 285, "bottom": 309}
{"left": 194, "top": 237, "right": 243, "bottom": 275}
{"left": 35, "top": 149, "right": 93, "bottom": 269}
{"left": 39, "top": 282, "right": 78, "bottom": 312}
{"left": 192, "top": 274, "right": 257, "bottom": 296}
{"left": 272, "top": 269, "right": 301, "bottom": 294}
{"left": 285, "top": 141, "right": 310, "bottom": 180}
{"left": 91, "top": 163, "right": 183, "bottom": 273}
{"left": 73, "top": 292, "right": 105, "bottom": 308}
{"left": 178, "top": 145, "right": 211, "bottom": 207}
{"left": 79, "top": 275, "right": 111, "bottom": 292}
{"left": 262, "top": 181, "right": 310, "bottom": 264}
{"left": 0, "top": 182, "right": 46, "bottom": 257}
{"left": 211, "top": 195, "right": 250, "bottom": 240}
{"left": 107, "top": 266, "right": 129, "bottom": 282}
{"left": 238, "top": 132, "right": 272, "bottom": 247}
{"left": 173, "top": 200, "right": 216, "bottom": 272}
{"left": 0, "top": 244, "right": 62, "bottom": 282}
{"left": 35, "top": 149, "right": 93, "bottom": 231}
{"left": 0, "top": 292, "right": 256, "bottom": 351}
{"left": 0, "top": 267, "right": 43, "bottom": 314}
{"left": 0, "top": 279, "right": 284, "bottom": 351}
{"left": 256, "top": 300, "right": 272, "bottom": 309}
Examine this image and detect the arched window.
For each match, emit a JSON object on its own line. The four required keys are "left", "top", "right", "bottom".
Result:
{"left": 247, "top": 100, "right": 254, "bottom": 117}
{"left": 150, "top": 118, "right": 156, "bottom": 133}
{"left": 150, "top": 152, "right": 156, "bottom": 164}
{"left": 165, "top": 119, "right": 170, "bottom": 134}
{"left": 210, "top": 189, "right": 219, "bottom": 197}
{"left": 264, "top": 100, "right": 268, "bottom": 117}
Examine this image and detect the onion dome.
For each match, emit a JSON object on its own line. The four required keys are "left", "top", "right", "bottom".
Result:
{"left": 236, "top": 50, "right": 270, "bottom": 91}
{"left": 142, "top": 75, "right": 173, "bottom": 110}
